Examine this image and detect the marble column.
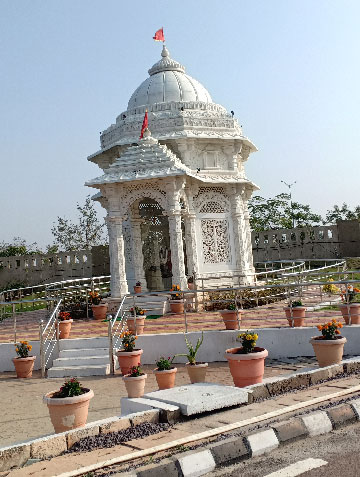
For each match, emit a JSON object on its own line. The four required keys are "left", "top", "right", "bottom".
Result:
{"left": 167, "top": 210, "right": 187, "bottom": 289}
{"left": 183, "top": 213, "right": 199, "bottom": 277}
{"left": 106, "top": 215, "right": 129, "bottom": 297}
{"left": 130, "top": 217, "right": 148, "bottom": 292}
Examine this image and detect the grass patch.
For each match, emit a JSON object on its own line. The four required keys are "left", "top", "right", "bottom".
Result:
{"left": 314, "top": 305, "right": 340, "bottom": 311}
{"left": 146, "top": 315, "right": 162, "bottom": 320}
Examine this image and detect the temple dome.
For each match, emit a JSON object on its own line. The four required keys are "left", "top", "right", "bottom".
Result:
{"left": 127, "top": 45, "right": 212, "bottom": 110}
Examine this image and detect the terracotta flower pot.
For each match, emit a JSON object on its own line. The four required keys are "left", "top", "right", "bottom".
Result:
{"left": 219, "top": 310, "right": 241, "bottom": 330}
{"left": 225, "top": 347, "right": 268, "bottom": 387}
{"left": 59, "top": 319, "right": 73, "bottom": 339}
{"left": 134, "top": 286, "right": 142, "bottom": 294}
{"left": 310, "top": 336, "right": 347, "bottom": 367}
{"left": 127, "top": 317, "right": 145, "bottom": 335}
{"left": 123, "top": 374, "right": 147, "bottom": 398}
{"left": 153, "top": 367, "right": 177, "bottom": 390}
{"left": 116, "top": 349, "right": 143, "bottom": 375}
{"left": 339, "top": 304, "right": 360, "bottom": 325}
{"left": 170, "top": 302, "right": 184, "bottom": 314}
{"left": 12, "top": 356, "right": 36, "bottom": 378}
{"left": 186, "top": 362, "right": 208, "bottom": 383}
{"left": 284, "top": 306, "right": 306, "bottom": 327}
{"left": 43, "top": 389, "right": 94, "bottom": 433}
{"left": 92, "top": 303, "right": 108, "bottom": 320}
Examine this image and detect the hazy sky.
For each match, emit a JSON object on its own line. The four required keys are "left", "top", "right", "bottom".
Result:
{"left": 1, "top": 0, "right": 359, "bottom": 248}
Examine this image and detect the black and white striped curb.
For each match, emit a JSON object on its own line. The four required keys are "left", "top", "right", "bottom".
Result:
{"left": 120, "top": 398, "right": 360, "bottom": 477}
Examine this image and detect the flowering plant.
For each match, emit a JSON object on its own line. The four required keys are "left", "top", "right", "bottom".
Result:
{"left": 52, "top": 377, "right": 86, "bottom": 398}
{"left": 322, "top": 279, "right": 341, "bottom": 295}
{"left": 89, "top": 291, "right": 101, "bottom": 305}
{"left": 156, "top": 356, "right": 175, "bottom": 371}
{"left": 14, "top": 340, "right": 32, "bottom": 358}
{"left": 121, "top": 331, "right": 137, "bottom": 351}
{"left": 317, "top": 319, "right": 343, "bottom": 340}
{"left": 58, "top": 311, "right": 71, "bottom": 321}
{"left": 135, "top": 281, "right": 141, "bottom": 287}
{"left": 170, "top": 284, "right": 181, "bottom": 300}
{"left": 129, "top": 306, "right": 145, "bottom": 316}
{"left": 288, "top": 300, "right": 303, "bottom": 307}
{"left": 128, "top": 364, "right": 144, "bottom": 377}
{"left": 238, "top": 331, "right": 259, "bottom": 354}
{"left": 341, "top": 285, "right": 360, "bottom": 303}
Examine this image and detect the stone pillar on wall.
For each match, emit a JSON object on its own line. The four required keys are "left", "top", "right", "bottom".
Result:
{"left": 183, "top": 189, "right": 199, "bottom": 278}
{"left": 106, "top": 215, "right": 129, "bottom": 297}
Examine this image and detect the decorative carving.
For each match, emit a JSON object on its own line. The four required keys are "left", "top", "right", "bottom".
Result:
{"left": 201, "top": 219, "right": 231, "bottom": 264}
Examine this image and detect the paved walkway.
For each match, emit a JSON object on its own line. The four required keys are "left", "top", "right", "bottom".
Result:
{"left": 0, "top": 358, "right": 318, "bottom": 448}
{"left": 0, "top": 292, "right": 341, "bottom": 343}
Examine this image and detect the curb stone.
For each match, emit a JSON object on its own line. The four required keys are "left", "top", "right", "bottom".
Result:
{"left": 123, "top": 400, "right": 360, "bottom": 477}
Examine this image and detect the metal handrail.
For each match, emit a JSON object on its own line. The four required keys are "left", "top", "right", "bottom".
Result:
{"left": 108, "top": 296, "right": 129, "bottom": 374}
{"left": 40, "top": 298, "right": 62, "bottom": 377}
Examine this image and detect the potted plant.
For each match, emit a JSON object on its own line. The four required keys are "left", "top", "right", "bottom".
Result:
{"left": 310, "top": 319, "right": 346, "bottom": 367}
{"left": 219, "top": 302, "right": 242, "bottom": 330}
{"left": 175, "top": 332, "right": 207, "bottom": 383}
{"left": 43, "top": 377, "right": 94, "bottom": 433}
{"left": 134, "top": 281, "right": 142, "bottom": 294}
{"left": 225, "top": 331, "right": 268, "bottom": 387}
{"left": 122, "top": 364, "right": 147, "bottom": 398}
{"left": 89, "top": 291, "right": 108, "bottom": 320}
{"left": 116, "top": 331, "right": 143, "bottom": 375}
{"left": 284, "top": 300, "right": 306, "bottom": 327}
{"left": 12, "top": 341, "right": 36, "bottom": 378}
{"left": 169, "top": 284, "right": 184, "bottom": 313}
{"left": 339, "top": 286, "right": 360, "bottom": 324}
{"left": 58, "top": 311, "right": 73, "bottom": 339}
{"left": 128, "top": 306, "right": 146, "bottom": 335}
{"left": 153, "top": 356, "right": 177, "bottom": 390}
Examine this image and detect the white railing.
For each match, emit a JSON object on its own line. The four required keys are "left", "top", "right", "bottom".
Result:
{"left": 39, "top": 299, "right": 62, "bottom": 377}
{"left": 108, "top": 296, "right": 128, "bottom": 374}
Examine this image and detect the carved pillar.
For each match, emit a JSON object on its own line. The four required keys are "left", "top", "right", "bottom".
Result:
{"left": 183, "top": 190, "right": 199, "bottom": 277}
{"left": 130, "top": 217, "right": 148, "bottom": 292}
{"left": 106, "top": 215, "right": 129, "bottom": 297}
{"left": 167, "top": 210, "right": 187, "bottom": 289}
{"left": 229, "top": 185, "right": 255, "bottom": 284}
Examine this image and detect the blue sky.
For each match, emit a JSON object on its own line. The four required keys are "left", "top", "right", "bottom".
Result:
{"left": 0, "top": 0, "right": 359, "bottom": 247}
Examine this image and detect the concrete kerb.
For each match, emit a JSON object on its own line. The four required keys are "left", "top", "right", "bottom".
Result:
{"left": 123, "top": 399, "right": 360, "bottom": 477}
{"left": 0, "top": 410, "right": 159, "bottom": 472}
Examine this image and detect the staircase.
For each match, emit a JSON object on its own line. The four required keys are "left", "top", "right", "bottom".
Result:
{"left": 47, "top": 337, "right": 118, "bottom": 378}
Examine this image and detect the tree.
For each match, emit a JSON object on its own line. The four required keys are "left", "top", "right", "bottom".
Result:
{"left": 248, "top": 193, "right": 322, "bottom": 232}
{"left": 51, "top": 196, "right": 107, "bottom": 251}
{"left": 0, "top": 237, "right": 41, "bottom": 257}
{"left": 324, "top": 203, "right": 360, "bottom": 224}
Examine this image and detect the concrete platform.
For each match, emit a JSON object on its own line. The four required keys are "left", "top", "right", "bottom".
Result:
{"left": 143, "top": 383, "right": 249, "bottom": 416}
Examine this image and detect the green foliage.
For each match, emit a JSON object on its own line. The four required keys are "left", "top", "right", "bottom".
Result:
{"left": 324, "top": 203, "right": 360, "bottom": 224}
{"left": 156, "top": 356, "right": 174, "bottom": 370}
{"left": 175, "top": 332, "right": 204, "bottom": 365}
{"left": 206, "top": 287, "right": 287, "bottom": 311}
{"left": 248, "top": 193, "right": 322, "bottom": 231}
{"left": 51, "top": 196, "right": 107, "bottom": 251}
{"left": 128, "top": 365, "right": 144, "bottom": 377}
{"left": 0, "top": 237, "right": 41, "bottom": 257}
{"left": 53, "top": 378, "right": 85, "bottom": 398}
{"left": 291, "top": 300, "right": 303, "bottom": 307}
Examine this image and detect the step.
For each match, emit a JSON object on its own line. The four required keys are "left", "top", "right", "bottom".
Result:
{"left": 59, "top": 337, "right": 109, "bottom": 350}
{"left": 52, "top": 355, "right": 109, "bottom": 367}
{"left": 59, "top": 347, "right": 109, "bottom": 358}
{"left": 47, "top": 364, "right": 110, "bottom": 378}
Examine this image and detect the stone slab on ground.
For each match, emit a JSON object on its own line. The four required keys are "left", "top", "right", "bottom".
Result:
{"left": 143, "top": 383, "right": 249, "bottom": 416}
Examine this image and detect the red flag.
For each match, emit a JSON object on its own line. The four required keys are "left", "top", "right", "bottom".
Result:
{"left": 140, "top": 110, "right": 148, "bottom": 139}
{"left": 153, "top": 27, "right": 165, "bottom": 42}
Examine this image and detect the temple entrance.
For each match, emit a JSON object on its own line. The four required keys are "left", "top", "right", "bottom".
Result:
{"left": 139, "top": 198, "right": 173, "bottom": 291}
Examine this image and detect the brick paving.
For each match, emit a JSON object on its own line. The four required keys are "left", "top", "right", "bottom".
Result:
{"left": 0, "top": 291, "right": 342, "bottom": 343}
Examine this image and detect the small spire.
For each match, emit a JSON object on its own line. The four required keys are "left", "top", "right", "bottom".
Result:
{"left": 161, "top": 45, "right": 169, "bottom": 58}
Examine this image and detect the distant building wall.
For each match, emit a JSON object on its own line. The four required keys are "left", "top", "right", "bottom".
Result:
{"left": 0, "top": 246, "right": 110, "bottom": 288}
{"left": 252, "top": 220, "right": 360, "bottom": 262}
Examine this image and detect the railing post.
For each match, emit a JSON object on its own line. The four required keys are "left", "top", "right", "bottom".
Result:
{"left": 56, "top": 312, "right": 60, "bottom": 354}
{"left": 12, "top": 303, "right": 16, "bottom": 343}
{"left": 183, "top": 291, "right": 188, "bottom": 333}
{"left": 108, "top": 320, "right": 115, "bottom": 375}
{"left": 39, "top": 320, "right": 45, "bottom": 378}
{"left": 235, "top": 291, "right": 241, "bottom": 330}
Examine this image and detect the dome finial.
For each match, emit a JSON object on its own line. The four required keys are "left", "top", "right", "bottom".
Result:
{"left": 161, "top": 44, "right": 169, "bottom": 58}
